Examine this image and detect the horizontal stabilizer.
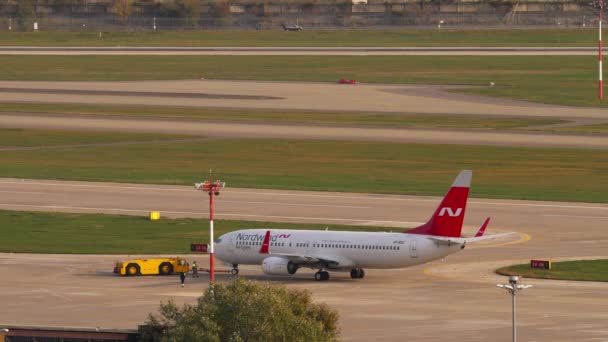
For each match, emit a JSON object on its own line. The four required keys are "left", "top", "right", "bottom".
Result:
{"left": 428, "top": 232, "right": 516, "bottom": 246}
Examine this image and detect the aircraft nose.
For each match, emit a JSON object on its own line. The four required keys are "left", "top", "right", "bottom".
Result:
{"left": 214, "top": 233, "right": 229, "bottom": 260}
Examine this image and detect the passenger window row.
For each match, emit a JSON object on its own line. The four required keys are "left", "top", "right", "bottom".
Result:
{"left": 235, "top": 240, "right": 401, "bottom": 251}
{"left": 313, "top": 243, "right": 400, "bottom": 251}
{"left": 236, "top": 241, "right": 285, "bottom": 247}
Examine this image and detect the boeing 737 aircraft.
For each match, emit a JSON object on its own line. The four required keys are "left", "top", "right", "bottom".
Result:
{"left": 215, "top": 170, "right": 508, "bottom": 281}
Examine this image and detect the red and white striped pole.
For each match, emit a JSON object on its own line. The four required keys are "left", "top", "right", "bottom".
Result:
{"left": 195, "top": 178, "right": 225, "bottom": 285}
{"left": 600, "top": 1, "right": 604, "bottom": 100}
{"left": 209, "top": 188, "right": 215, "bottom": 283}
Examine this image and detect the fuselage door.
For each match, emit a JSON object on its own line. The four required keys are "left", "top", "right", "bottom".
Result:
{"left": 409, "top": 239, "right": 418, "bottom": 258}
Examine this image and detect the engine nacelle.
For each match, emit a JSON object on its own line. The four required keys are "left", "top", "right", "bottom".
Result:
{"left": 262, "top": 257, "right": 298, "bottom": 276}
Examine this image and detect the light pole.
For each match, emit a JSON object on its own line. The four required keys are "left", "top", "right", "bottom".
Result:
{"left": 497, "top": 276, "right": 533, "bottom": 342}
{"left": 194, "top": 177, "right": 225, "bottom": 285}
{"left": 592, "top": 0, "right": 608, "bottom": 99}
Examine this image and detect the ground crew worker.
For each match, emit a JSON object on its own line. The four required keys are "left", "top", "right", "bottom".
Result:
{"left": 179, "top": 271, "right": 186, "bottom": 287}
{"left": 192, "top": 261, "right": 199, "bottom": 278}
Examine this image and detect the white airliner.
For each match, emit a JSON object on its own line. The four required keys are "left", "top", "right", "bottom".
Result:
{"left": 215, "top": 170, "right": 507, "bottom": 281}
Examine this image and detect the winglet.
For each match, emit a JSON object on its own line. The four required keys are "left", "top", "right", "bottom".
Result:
{"left": 259, "top": 230, "right": 271, "bottom": 254}
{"left": 474, "top": 217, "right": 491, "bottom": 237}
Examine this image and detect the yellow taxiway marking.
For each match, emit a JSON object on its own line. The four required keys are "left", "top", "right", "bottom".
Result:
{"left": 423, "top": 231, "right": 531, "bottom": 281}
{"left": 469, "top": 231, "right": 531, "bottom": 249}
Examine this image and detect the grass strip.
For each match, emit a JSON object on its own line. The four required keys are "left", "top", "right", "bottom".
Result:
{"left": 1, "top": 135, "right": 607, "bottom": 203}
{"left": 0, "top": 103, "right": 566, "bottom": 130}
{"left": 0, "top": 29, "right": 599, "bottom": 47}
{"left": 0, "top": 55, "right": 600, "bottom": 107}
{"left": 497, "top": 260, "right": 608, "bottom": 282}
{"left": 0, "top": 210, "right": 388, "bottom": 254}
{"left": 546, "top": 123, "right": 608, "bottom": 134}
{"left": 0, "top": 127, "right": 199, "bottom": 148}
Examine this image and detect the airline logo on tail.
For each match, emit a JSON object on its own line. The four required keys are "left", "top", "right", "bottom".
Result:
{"left": 407, "top": 170, "right": 472, "bottom": 238}
{"left": 438, "top": 207, "right": 463, "bottom": 217}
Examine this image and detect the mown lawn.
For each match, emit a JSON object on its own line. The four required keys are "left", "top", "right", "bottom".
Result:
{"left": 0, "top": 29, "right": 598, "bottom": 47}
{"left": 0, "top": 210, "right": 385, "bottom": 254}
{"left": 1, "top": 131, "right": 607, "bottom": 203}
{"left": 497, "top": 260, "right": 608, "bottom": 282}
{"left": 0, "top": 127, "right": 199, "bottom": 147}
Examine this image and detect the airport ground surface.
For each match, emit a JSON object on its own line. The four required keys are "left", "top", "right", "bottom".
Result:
{"left": 1, "top": 61, "right": 608, "bottom": 340}
{"left": 2, "top": 80, "right": 608, "bottom": 150}
{"left": 1, "top": 179, "right": 608, "bottom": 341}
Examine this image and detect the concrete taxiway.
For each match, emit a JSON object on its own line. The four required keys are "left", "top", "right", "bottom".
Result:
{"left": 1, "top": 178, "right": 608, "bottom": 341}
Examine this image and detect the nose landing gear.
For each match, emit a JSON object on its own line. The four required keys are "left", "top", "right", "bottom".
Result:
{"left": 314, "top": 270, "right": 330, "bottom": 281}
{"left": 231, "top": 264, "right": 239, "bottom": 276}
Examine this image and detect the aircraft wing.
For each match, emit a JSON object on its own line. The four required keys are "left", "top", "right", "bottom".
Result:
{"left": 270, "top": 252, "right": 345, "bottom": 268}
{"left": 258, "top": 230, "right": 352, "bottom": 268}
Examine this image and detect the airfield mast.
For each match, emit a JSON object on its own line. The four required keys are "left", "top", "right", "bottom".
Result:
{"left": 594, "top": 0, "right": 607, "bottom": 99}
{"left": 600, "top": 0, "right": 604, "bottom": 100}
{"left": 195, "top": 175, "right": 225, "bottom": 284}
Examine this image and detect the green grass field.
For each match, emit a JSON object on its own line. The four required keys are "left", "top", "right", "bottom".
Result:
{"left": 0, "top": 29, "right": 599, "bottom": 47}
{"left": 497, "top": 260, "right": 608, "bottom": 282}
{"left": 0, "top": 55, "right": 600, "bottom": 107}
{"left": 0, "top": 103, "right": 566, "bottom": 130}
{"left": 0, "top": 127, "right": 198, "bottom": 147}
{"left": 547, "top": 123, "right": 608, "bottom": 133}
{"left": 0, "top": 210, "right": 387, "bottom": 254}
{"left": 1, "top": 129, "right": 607, "bottom": 202}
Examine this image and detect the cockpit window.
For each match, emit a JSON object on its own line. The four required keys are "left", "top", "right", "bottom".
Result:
{"left": 215, "top": 238, "right": 222, "bottom": 244}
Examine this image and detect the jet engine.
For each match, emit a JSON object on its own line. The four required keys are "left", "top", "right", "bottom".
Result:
{"left": 262, "top": 257, "right": 298, "bottom": 275}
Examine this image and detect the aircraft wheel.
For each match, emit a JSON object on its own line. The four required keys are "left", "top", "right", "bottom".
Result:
{"left": 314, "top": 271, "right": 323, "bottom": 281}
{"left": 231, "top": 268, "right": 239, "bottom": 276}
{"left": 321, "top": 271, "right": 330, "bottom": 281}
{"left": 350, "top": 268, "right": 364, "bottom": 279}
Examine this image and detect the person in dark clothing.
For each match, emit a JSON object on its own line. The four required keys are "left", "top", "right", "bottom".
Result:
{"left": 179, "top": 271, "right": 186, "bottom": 287}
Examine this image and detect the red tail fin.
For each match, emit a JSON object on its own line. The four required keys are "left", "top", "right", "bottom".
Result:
{"left": 259, "top": 230, "right": 271, "bottom": 254}
{"left": 407, "top": 170, "right": 471, "bottom": 238}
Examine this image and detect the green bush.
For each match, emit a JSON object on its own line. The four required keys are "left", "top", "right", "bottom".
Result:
{"left": 138, "top": 278, "right": 340, "bottom": 341}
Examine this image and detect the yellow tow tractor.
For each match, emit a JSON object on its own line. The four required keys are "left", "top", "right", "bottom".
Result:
{"left": 114, "top": 257, "right": 190, "bottom": 276}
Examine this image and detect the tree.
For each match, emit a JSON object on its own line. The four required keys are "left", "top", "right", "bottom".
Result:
{"left": 138, "top": 278, "right": 340, "bottom": 342}
{"left": 16, "top": 0, "right": 35, "bottom": 31}
{"left": 112, "top": 0, "right": 136, "bottom": 23}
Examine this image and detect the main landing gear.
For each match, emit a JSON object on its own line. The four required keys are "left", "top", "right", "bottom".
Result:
{"left": 314, "top": 270, "right": 330, "bottom": 281}
{"left": 231, "top": 264, "right": 239, "bottom": 276}
{"left": 350, "top": 268, "right": 365, "bottom": 279}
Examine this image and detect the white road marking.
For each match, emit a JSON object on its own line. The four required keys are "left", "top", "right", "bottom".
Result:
{"left": 0, "top": 190, "right": 48, "bottom": 195}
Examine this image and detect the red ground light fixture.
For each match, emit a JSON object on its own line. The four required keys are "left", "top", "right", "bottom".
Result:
{"left": 194, "top": 178, "right": 226, "bottom": 284}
